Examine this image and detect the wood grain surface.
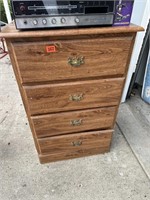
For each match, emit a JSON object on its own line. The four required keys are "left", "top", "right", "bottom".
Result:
{"left": 38, "top": 129, "right": 113, "bottom": 156}
{"left": 13, "top": 36, "right": 132, "bottom": 83}
{"left": 24, "top": 78, "right": 124, "bottom": 115}
{"left": 2, "top": 24, "right": 143, "bottom": 163}
{"left": 0, "top": 23, "right": 144, "bottom": 38}
{"left": 39, "top": 146, "right": 110, "bottom": 163}
{"left": 32, "top": 107, "right": 116, "bottom": 138}
{"left": 5, "top": 40, "right": 41, "bottom": 154}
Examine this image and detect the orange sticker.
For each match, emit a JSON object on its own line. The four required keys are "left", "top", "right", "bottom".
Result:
{"left": 46, "top": 45, "right": 56, "bottom": 53}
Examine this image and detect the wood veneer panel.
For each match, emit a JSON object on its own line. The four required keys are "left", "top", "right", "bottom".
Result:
{"left": 38, "top": 129, "right": 113, "bottom": 156}
{"left": 13, "top": 37, "right": 131, "bottom": 83}
{"left": 5, "top": 40, "right": 41, "bottom": 153}
{"left": 32, "top": 107, "right": 116, "bottom": 138}
{"left": 0, "top": 23, "right": 144, "bottom": 38}
{"left": 24, "top": 78, "right": 124, "bottom": 115}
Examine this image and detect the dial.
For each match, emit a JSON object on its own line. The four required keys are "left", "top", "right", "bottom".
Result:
{"left": 33, "top": 19, "right": 38, "bottom": 25}
{"left": 42, "top": 19, "right": 47, "bottom": 25}
{"left": 61, "top": 18, "right": 66, "bottom": 24}
{"left": 19, "top": 5, "right": 26, "bottom": 12}
{"left": 51, "top": 18, "right": 57, "bottom": 24}
{"left": 74, "top": 17, "right": 80, "bottom": 23}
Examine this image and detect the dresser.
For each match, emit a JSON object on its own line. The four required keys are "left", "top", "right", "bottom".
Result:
{"left": 1, "top": 24, "right": 143, "bottom": 163}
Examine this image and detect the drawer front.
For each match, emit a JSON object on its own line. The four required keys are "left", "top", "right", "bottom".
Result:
{"left": 32, "top": 107, "right": 116, "bottom": 138}
{"left": 13, "top": 37, "right": 132, "bottom": 83}
{"left": 24, "top": 78, "right": 124, "bottom": 115}
{"left": 38, "top": 130, "right": 113, "bottom": 156}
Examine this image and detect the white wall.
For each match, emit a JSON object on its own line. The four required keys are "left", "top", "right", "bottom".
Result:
{"left": 131, "top": 0, "right": 148, "bottom": 24}
{"left": 2, "top": 0, "right": 12, "bottom": 23}
{"left": 122, "top": 0, "right": 150, "bottom": 102}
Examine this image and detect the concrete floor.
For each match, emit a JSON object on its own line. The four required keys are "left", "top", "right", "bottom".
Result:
{"left": 0, "top": 55, "right": 150, "bottom": 200}
{"left": 117, "top": 93, "right": 150, "bottom": 179}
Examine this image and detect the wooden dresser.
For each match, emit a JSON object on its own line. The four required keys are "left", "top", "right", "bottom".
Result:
{"left": 1, "top": 24, "right": 143, "bottom": 163}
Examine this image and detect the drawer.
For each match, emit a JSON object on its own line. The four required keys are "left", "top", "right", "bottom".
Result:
{"left": 13, "top": 36, "right": 132, "bottom": 83}
{"left": 32, "top": 107, "right": 116, "bottom": 138}
{"left": 24, "top": 78, "right": 124, "bottom": 115}
{"left": 38, "top": 130, "right": 113, "bottom": 160}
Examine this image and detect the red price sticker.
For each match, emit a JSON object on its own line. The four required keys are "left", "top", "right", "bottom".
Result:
{"left": 46, "top": 45, "right": 56, "bottom": 53}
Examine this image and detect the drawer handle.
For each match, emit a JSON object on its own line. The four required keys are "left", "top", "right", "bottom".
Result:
{"left": 71, "top": 141, "right": 82, "bottom": 146}
{"left": 68, "top": 56, "right": 84, "bottom": 67}
{"left": 71, "top": 119, "right": 82, "bottom": 126}
{"left": 69, "top": 93, "right": 84, "bottom": 102}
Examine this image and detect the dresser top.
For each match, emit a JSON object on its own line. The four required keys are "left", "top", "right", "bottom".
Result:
{"left": 0, "top": 22, "right": 144, "bottom": 39}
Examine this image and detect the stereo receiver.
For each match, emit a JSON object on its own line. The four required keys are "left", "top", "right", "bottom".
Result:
{"left": 11, "top": 0, "right": 115, "bottom": 29}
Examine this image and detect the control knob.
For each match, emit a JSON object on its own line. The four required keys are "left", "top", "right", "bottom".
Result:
{"left": 74, "top": 17, "right": 80, "bottom": 24}
{"left": 42, "top": 19, "right": 47, "bottom": 25}
{"left": 32, "top": 19, "right": 38, "bottom": 25}
{"left": 20, "top": 5, "right": 26, "bottom": 12}
{"left": 61, "top": 18, "right": 66, "bottom": 24}
{"left": 51, "top": 18, "right": 57, "bottom": 24}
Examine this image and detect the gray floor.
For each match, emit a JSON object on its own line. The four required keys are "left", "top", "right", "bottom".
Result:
{"left": 0, "top": 55, "right": 150, "bottom": 200}
{"left": 117, "top": 92, "right": 150, "bottom": 179}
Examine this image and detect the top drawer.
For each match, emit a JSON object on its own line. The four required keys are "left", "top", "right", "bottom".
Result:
{"left": 13, "top": 36, "right": 132, "bottom": 83}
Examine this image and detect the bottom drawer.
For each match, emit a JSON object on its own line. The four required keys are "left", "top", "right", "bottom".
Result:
{"left": 38, "top": 130, "right": 113, "bottom": 163}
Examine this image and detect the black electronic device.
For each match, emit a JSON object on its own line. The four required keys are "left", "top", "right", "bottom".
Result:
{"left": 11, "top": 0, "right": 115, "bottom": 29}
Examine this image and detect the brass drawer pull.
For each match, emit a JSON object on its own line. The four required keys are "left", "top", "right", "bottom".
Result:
{"left": 69, "top": 93, "right": 84, "bottom": 102}
{"left": 71, "top": 141, "right": 82, "bottom": 146}
{"left": 71, "top": 119, "right": 82, "bottom": 126}
{"left": 68, "top": 56, "right": 84, "bottom": 67}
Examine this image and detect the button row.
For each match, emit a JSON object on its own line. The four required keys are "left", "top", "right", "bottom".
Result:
{"left": 31, "top": 17, "right": 80, "bottom": 25}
